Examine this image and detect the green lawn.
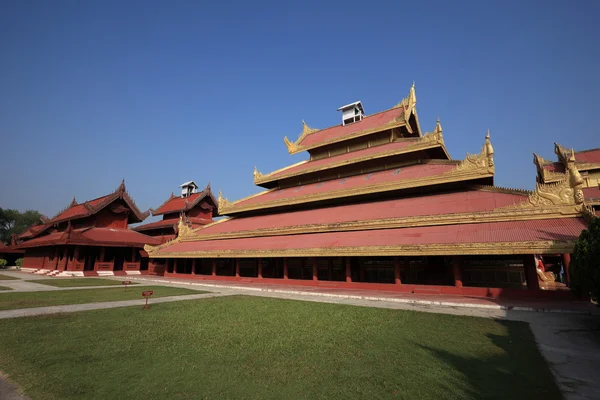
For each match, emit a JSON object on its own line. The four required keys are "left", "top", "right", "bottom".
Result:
{"left": 0, "top": 286, "right": 201, "bottom": 311}
{"left": 0, "top": 273, "right": 19, "bottom": 280}
{"left": 28, "top": 278, "right": 138, "bottom": 287}
{"left": 0, "top": 286, "right": 12, "bottom": 291}
{"left": 0, "top": 296, "right": 560, "bottom": 400}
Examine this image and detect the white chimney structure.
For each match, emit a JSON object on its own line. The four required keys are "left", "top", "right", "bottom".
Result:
{"left": 180, "top": 181, "right": 198, "bottom": 198}
{"left": 337, "top": 101, "right": 365, "bottom": 125}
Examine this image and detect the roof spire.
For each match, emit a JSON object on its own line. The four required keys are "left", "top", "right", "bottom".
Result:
{"left": 434, "top": 118, "right": 442, "bottom": 135}
{"left": 69, "top": 197, "right": 78, "bottom": 208}
{"left": 484, "top": 130, "right": 494, "bottom": 167}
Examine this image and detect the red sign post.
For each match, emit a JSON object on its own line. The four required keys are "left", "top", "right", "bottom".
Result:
{"left": 142, "top": 290, "right": 154, "bottom": 309}
{"left": 122, "top": 281, "right": 131, "bottom": 292}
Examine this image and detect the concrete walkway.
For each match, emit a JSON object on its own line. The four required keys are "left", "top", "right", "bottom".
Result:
{"left": 0, "top": 292, "right": 226, "bottom": 319}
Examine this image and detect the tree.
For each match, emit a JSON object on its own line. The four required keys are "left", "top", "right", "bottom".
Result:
{"left": 570, "top": 217, "right": 600, "bottom": 301}
{"left": 0, "top": 208, "right": 45, "bottom": 244}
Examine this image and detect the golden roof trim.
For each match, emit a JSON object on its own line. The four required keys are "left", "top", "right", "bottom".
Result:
{"left": 224, "top": 133, "right": 495, "bottom": 215}
{"left": 185, "top": 206, "right": 579, "bottom": 242}
{"left": 256, "top": 130, "right": 446, "bottom": 185}
{"left": 150, "top": 240, "right": 576, "bottom": 259}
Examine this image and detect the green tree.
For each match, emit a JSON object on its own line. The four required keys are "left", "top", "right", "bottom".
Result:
{"left": 0, "top": 208, "right": 45, "bottom": 244}
{"left": 570, "top": 217, "right": 600, "bottom": 301}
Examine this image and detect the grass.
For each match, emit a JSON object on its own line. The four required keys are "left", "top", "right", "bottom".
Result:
{"left": 0, "top": 286, "right": 12, "bottom": 291}
{"left": 0, "top": 274, "right": 19, "bottom": 280}
{"left": 0, "top": 296, "right": 561, "bottom": 400}
{"left": 0, "top": 286, "right": 202, "bottom": 311}
{"left": 28, "top": 278, "right": 139, "bottom": 287}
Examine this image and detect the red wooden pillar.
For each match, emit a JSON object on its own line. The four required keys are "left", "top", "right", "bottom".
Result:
{"left": 452, "top": 256, "right": 462, "bottom": 288}
{"left": 562, "top": 253, "right": 571, "bottom": 286}
{"left": 63, "top": 247, "right": 70, "bottom": 270}
{"left": 257, "top": 259, "right": 263, "bottom": 279}
{"left": 191, "top": 259, "right": 197, "bottom": 275}
{"left": 524, "top": 255, "right": 540, "bottom": 292}
{"left": 131, "top": 247, "right": 136, "bottom": 262}
{"left": 211, "top": 259, "right": 217, "bottom": 276}
{"left": 54, "top": 247, "right": 60, "bottom": 269}
{"left": 394, "top": 256, "right": 401, "bottom": 285}
{"left": 235, "top": 259, "right": 240, "bottom": 277}
{"left": 328, "top": 259, "right": 333, "bottom": 281}
{"left": 283, "top": 258, "right": 288, "bottom": 280}
{"left": 359, "top": 261, "right": 365, "bottom": 282}
{"left": 345, "top": 257, "right": 352, "bottom": 283}
{"left": 312, "top": 258, "right": 318, "bottom": 281}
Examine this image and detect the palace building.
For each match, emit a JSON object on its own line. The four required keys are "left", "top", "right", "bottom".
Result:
{"left": 134, "top": 181, "right": 218, "bottom": 243}
{"left": 148, "top": 85, "right": 591, "bottom": 297}
{"left": 16, "top": 181, "right": 160, "bottom": 276}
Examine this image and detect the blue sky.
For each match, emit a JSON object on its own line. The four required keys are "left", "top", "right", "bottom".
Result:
{"left": 1, "top": 0, "right": 598, "bottom": 218}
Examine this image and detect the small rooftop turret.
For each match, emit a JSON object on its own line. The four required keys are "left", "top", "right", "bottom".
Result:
{"left": 337, "top": 101, "right": 364, "bottom": 125}
{"left": 180, "top": 181, "right": 198, "bottom": 198}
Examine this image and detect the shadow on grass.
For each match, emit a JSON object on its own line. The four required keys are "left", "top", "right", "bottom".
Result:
{"left": 416, "top": 320, "right": 562, "bottom": 400}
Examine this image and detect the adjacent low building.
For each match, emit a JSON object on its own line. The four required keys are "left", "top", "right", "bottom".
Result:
{"left": 16, "top": 181, "right": 160, "bottom": 276}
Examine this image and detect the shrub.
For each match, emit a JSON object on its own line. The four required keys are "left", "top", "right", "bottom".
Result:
{"left": 570, "top": 217, "right": 600, "bottom": 302}
{"left": 0, "top": 259, "right": 7, "bottom": 268}
{"left": 15, "top": 258, "right": 23, "bottom": 269}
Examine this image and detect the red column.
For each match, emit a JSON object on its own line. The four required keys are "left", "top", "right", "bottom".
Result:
{"left": 211, "top": 259, "right": 217, "bottom": 276}
{"left": 452, "top": 256, "right": 462, "bottom": 288}
{"left": 328, "top": 259, "right": 333, "bottom": 281}
{"left": 345, "top": 257, "right": 352, "bottom": 282}
{"left": 235, "top": 259, "right": 240, "bottom": 278}
{"left": 191, "top": 259, "right": 197, "bottom": 275}
{"left": 524, "top": 255, "right": 540, "bottom": 292}
{"left": 257, "top": 259, "right": 263, "bottom": 279}
{"left": 394, "top": 256, "right": 401, "bottom": 285}
{"left": 312, "top": 258, "right": 318, "bottom": 281}
{"left": 283, "top": 258, "right": 288, "bottom": 280}
{"left": 562, "top": 253, "right": 571, "bottom": 286}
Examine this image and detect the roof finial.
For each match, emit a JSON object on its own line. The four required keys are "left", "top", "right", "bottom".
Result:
{"left": 484, "top": 130, "right": 494, "bottom": 167}
{"left": 69, "top": 197, "right": 78, "bottom": 208}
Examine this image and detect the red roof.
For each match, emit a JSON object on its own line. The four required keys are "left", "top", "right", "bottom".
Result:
{"left": 575, "top": 148, "right": 600, "bottom": 164}
{"left": 151, "top": 185, "right": 217, "bottom": 216}
{"left": 542, "top": 162, "right": 564, "bottom": 173}
{"left": 298, "top": 107, "right": 406, "bottom": 149}
{"left": 583, "top": 186, "right": 600, "bottom": 201}
{"left": 156, "top": 218, "right": 587, "bottom": 254}
{"left": 204, "top": 189, "right": 528, "bottom": 236}
{"left": 134, "top": 217, "right": 212, "bottom": 232}
{"left": 17, "top": 227, "right": 161, "bottom": 249}
{"left": 262, "top": 139, "right": 440, "bottom": 183}
{"left": 0, "top": 243, "right": 23, "bottom": 254}
{"left": 235, "top": 162, "right": 458, "bottom": 209}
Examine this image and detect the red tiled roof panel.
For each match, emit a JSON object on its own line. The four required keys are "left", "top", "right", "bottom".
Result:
{"left": 266, "top": 140, "right": 421, "bottom": 180}
{"left": 153, "top": 193, "right": 203, "bottom": 214}
{"left": 542, "top": 162, "right": 564, "bottom": 173}
{"left": 157, "top": 218, "right": 587, "bottom": 254}
{"left": 17, "top": 228, "right": 160, "bottom": 248}
{"left": 51, "top": 194, "right": 114, "bottom": 221}
{"left": 205, "top": 190, "right": 529, "bottom": 234}
{"left": 583, "top": 186, "right": 600, "bottom": 200}
{"left": 236, "top": 163, "right": 457, "bottom": 207}
{"left": 298, "top": 107, "right": 405, "bottom": 148}
{"left": 80, "top": 228, "right": 161, "bottom": 246}
{"left": 576, "top": 148, "right": 600, "bottom": 164}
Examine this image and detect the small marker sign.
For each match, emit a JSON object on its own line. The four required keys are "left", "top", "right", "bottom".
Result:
{"left": 122, "top": 281, "right": 131, "bottom": 292}
{"left": 142, "top": 290, "right": 154, "bottom": 309}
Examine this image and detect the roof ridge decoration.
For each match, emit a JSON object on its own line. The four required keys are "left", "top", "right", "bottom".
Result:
{"left": 253, "top": 166, "right": 263, "bottom": 180}
{"left": 218, "top": 190, "right": 233, "bottom": 210}
{"left": 69, "top": 197, "right": 78, "bottom": 208}
{"left": 455, "top": 131, "right": 494, "bottom": 171}
{"left": 583, "top": 204, "right": 597, "bottom": 223}
{"left": 176, "top": 214, "right": 195, "bottom": 239}
{"left": 393, "top": 82, "right": 417, "bottom": 124}
{"left": 504, "top": 152, "right": 584, "bottom": 210}
{"left": 284, "top": 120, "right": 319, "bottom": 153}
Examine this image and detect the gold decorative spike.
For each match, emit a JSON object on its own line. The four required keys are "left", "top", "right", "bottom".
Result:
{"left": 177, "top": 214, "right": 194, "bottom": 239}
{"left": 253, "top": 166, "right": 263, "bottom": 179}
{"left": 455, "top": 132, "right": 495, "bottom": 172}
{"left": 393, "top": 83, "right": 417, "bottom": 122}
{"left": 218, "top": 189, "right": 232, "bottom": 210}
{"left": 283, "top": 120, "right": 319, "bottom": 154}
{"left": 434, "top": 118, "right": 442, "bottom": 135}
{"left": 144, "top": 244, "right": 157, "bottom": 255}
{"left": 69, "top": 197, "right": 78, "bottom": 208}
{"left": 420, "top": 120, "right": 444, "bottom": 145}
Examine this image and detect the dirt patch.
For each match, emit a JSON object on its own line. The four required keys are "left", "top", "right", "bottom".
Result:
{"left": 0, "top": 371, "right": 30, "bottom": 400}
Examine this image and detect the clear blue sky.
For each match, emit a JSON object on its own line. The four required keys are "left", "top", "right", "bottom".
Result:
{"left": 1, "top": 0, "right": 598, "bottom": 219}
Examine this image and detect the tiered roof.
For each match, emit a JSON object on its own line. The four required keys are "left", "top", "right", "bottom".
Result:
{"left": 146, "top": 84, "right": 592, "bottom": 259}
